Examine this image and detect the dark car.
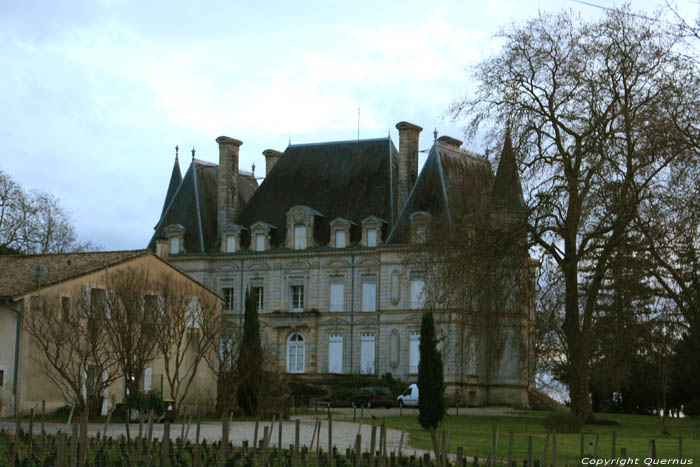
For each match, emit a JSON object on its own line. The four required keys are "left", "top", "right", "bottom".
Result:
{"left": 350, "top": 386, "right": 393, "bottom": 408}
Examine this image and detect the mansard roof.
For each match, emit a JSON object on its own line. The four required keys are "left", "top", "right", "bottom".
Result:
{"left": 235, "top": 137, "right": 399, "bottom": 248}
{"left": 148, "top": 160, "right": 258, "bottom": 253}
{"left": 386, "top": 141, "right": 494, "bottom": 243}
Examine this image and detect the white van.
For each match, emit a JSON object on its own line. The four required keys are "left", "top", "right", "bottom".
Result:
{"left": 397, "top": 383, "right": 419, "bottom": 407}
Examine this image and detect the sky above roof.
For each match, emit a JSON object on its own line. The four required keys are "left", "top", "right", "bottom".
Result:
{"left": 1, "top": 0, "right": 695, "bottom": 250}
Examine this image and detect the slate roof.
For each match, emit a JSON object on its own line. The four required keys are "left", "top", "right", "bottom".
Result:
{"left": 386, "top": 142, "right": 494, "bottom": 243}
{"left": 149, "top": 159, "right": 258, "bottom": 253}
{"left": 235, "top": 138, "right": 399, "bottom": 248}
{"left": 0, "top": 250, "right": 149, "bottom": 299}
{"left": 492, "top": 133, "right": 526, "bottom": 211}
{"left": 161, "top": 155, "right": 182, "bottom": 218}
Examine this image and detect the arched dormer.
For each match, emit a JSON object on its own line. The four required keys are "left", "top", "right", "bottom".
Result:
{"left": 286, "top": 205, "right": 323, "bottom": 250}
{"left": 361, "top": 216, "right": 388, "bottom": 247}
{"left": 409, "top": 211, "right": 432, "bottom": 244}
{"left": 250, "top": 221, "right": 277, "bottom": 252}
{"left": 221, "top": 223, "right": 247, "bottom": 253}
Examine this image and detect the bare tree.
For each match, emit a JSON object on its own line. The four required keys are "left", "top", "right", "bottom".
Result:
{"left": 0, "top": 170, "right": 97, "bottom": 254}
{"left": 154, "top": 278, "right": 221, "bottom": 417}
{"left": 453, "top": 7, "right": 700, "bottom": 419}
{"left": 22, "top": 288, "right": 122, "bottom": 416}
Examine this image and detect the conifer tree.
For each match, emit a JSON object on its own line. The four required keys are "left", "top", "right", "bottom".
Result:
{"left": 236, "top": 288, "right": 263, "bottom": 415}
{"left": 418, "top": 310, "right": 445, "bottom": 430}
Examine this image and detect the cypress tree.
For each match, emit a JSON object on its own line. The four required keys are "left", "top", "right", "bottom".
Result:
{"left": 236, "top": 288, "right": 263, "bottom": 415}
{"left": 418, "top": 310, "right": 445, "bottom": 430}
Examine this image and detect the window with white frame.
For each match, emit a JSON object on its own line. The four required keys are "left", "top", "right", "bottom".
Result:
{"left": 335, "top": 230, "right": 345, "bottom": 248}
{"left": 222, "top": 287, "right": 234, "bottom": 313}
{"left": 226, "top": 235, "right": 236, "bottom": 253}
{"left": 409, "top": 331, "right": 420, "bottom": 373}
{"left": 361, "top": 275, "right": 376, "bottom": 312}
{"left": 252, "top": 285, "right": 264, "bottom": 313}
{"left": 294, "top": 225, "right": 306, "bottom": 249}
{"left": 367, "top": 228, "right": 377, "bottom": 247}
{"left": 328, "top": 333, "right": 343, "bottom": 373}
{"left": 289, "top": 278, "right": 304, "bottom": 312}
{"left": 330, "top": 276, "right": 344, "bottom": 312}
{"left": 255, "top": 233, "right": 265, "bottom": 251}
{"left": 410, "top": 276, "right": 425, "bottom": 310}
{"left": 287, "top": 333, "right": 305, "bottom": 373}
{"left": 360, "top": 332, "right": 376, "bottom": 374}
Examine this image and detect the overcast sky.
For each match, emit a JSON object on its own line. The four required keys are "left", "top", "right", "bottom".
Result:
{"left": 1, "top": 0, "right": 696, "bottom": 251}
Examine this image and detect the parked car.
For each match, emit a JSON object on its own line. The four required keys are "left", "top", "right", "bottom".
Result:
{"left": 397, "top": 383, "right": 419, "bottom": 408}
{"left": 351, "top": 386, "right": 394, "bottom": 408}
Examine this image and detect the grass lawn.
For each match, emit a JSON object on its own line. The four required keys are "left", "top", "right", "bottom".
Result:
{"left": 379, "top": 411, "right": 700, "bottom": 462}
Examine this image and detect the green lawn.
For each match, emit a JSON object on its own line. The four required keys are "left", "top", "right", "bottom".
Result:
{"left": 379, "top": 411, "right": 700, "bottom": 462}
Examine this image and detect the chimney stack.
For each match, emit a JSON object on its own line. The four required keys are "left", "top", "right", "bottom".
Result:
{"left": 216, "top": 136, "right": 243, "bottom": 240}
{"left": 437, "top": 135, "right": 463, "bottom": 151}
{"left": 395, "top": 121, "right": 422, "bottom": 211}
{"left": 263, "top": 149, "right": 282, "bottom": 176}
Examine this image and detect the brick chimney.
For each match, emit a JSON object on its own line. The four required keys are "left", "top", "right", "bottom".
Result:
{"left": 395, "top": 121, "right": 422, "bottom": 212}
{"left": 216, "top": 136, "right": 243, "bottom": 240}
{"left": 263, "top": 149, "right": 282, "bottom": 176}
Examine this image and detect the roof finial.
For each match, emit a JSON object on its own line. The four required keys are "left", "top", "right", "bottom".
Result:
{"left": 175, "top": 145, "right": 179, "bottom": 161}
{"left": 252, "top": 162, "right": 256, "bottom": 176}
{"left": 191, "top": 147, "right": 196, "bottom": 159}
{"left": 433, "top": 128, "right": 438, "bottom": 142}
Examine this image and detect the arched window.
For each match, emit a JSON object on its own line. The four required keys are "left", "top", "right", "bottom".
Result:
{"left": 287, "top": 333, "right": 305, "bottom": 373}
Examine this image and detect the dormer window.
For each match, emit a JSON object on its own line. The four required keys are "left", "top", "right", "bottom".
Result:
{"left": 335, "top": 230, "right": 345, "bottom": 248}
{"left": 294, "top": 225, "right": 307, "bottom": 249}
{"left": 410, "top": 211, "right": 432, "bottom": 244}
{"left": 286, "top": 205, "right": 323, "bottom": 249}
{"left": 222, "top": 223, "right": 246, "bottom": 253}
{"left": 165, "top": 224, "right": 185, "bottom": 255}
{"left": 367, "top": 228, "right": 377, "bottom": 247}
{"left": 329, "top": 217, "right": 355, "bottom": 248}
{"left": 250, "top": 221, "right": 276, "bottom": 252}
{"left": 361, "top": 216, "right": 387, "bottom": 248}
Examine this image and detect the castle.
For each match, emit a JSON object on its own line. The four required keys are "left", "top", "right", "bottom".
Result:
{"left": 149, "top": 121, "right": 535, "bottom": 406}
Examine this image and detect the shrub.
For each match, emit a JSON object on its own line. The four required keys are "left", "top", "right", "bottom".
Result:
{"left": 684, "top": 398, "right": 700, "bottom": 418}
{"left": 330, "top": 373, "right": 407, "bottom": 406}
{"left": 542, "top": 411, "right": 585, "bottom": 433}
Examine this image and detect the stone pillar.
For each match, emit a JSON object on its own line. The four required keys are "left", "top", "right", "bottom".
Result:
{"left": 395, "top": 121, "right": 422, "bottom": 212}
{"left": 216, "top": 136, "right": 243, "bottom": 241}
{"left": 263, "top": 149, "right": 282, "bottom": 176}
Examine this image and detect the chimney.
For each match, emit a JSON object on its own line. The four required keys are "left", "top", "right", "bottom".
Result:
{"left": 263, "top": 149, "right": 282, "bottom": 176}
{"left": 437, "top": 135, "right": 463, "bottom": 151}
{"left": 395, "top": 121, "right": 422, "bottom": 211}
{"left": 155, "top": 238, "right": 169, "bottom": 260}
{"left": 216, "top": 136, "right": 243, "bottom": 240}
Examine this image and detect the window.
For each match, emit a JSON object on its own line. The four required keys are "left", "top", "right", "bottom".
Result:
{"left": 86, "top": 365, "right": 98, "bottom": 397}
{"left": 222, "top": 287, "right": 234, "bottom": 313}
{"left": 187, "top": 299, "right": 201, "bottom": 328}
{"left": 252, "top": 286, "right": 264, "bottom": 313}
{"left": 294, "top": 225, "right": 306, "bottom": 249}
{"left": 409, "top": 331, "right": 420, "bottom": 373}
{"left": 361, "top": 275, "right": 376, "bottom": 312}
{"left": 170, "top": 236, "right": 180, "bottom": 254}
{"left": 335, "top": 230, "right": 345, "bottom": 248}
{"left": 0, "top": 367, "right": 5, "bottom": 387}
{"left": 330, "top": 276, "right": 344, "bottom": 312}
{"left": 287, "top": 333, "right": 305, "bottom": 373}
{"left": 226, "top": 235, "right": 236, "bottom": 253}
{"left": 367, "top": 228, "right": 377, "bottom": 247}
{"left": 290, "top": 283, "right": 304, "bottom": 312}
{"left": 410, "top": 277, "right": 425, "bottom": 310}
{"left": 61, "top": 296, "right": 71, "bottom": 321}
{"left": 328, "top": 333, "right": 343, "bottom": 373}
{"left": 255, "top": 233, "right": 265, "bottom": 251}
{"left": 360, "top": 332, "right": 376, "bottom": 374}
{"left": 91, "top": 288, "right": 106, "bottom": 317}
{"left": 416, "top": 225, "right": 427, "bottom": 243}
{"left": 144, "top": 368, "right": 152, "bottom": 392}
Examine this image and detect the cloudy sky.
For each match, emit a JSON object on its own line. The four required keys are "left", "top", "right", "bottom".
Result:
{"left": 1, "top": 0, "right": 696, "bottom": 251}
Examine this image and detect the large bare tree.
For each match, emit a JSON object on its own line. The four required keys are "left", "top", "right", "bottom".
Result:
{"left": 454, "top": 8, "right": 700, "bottom": 419}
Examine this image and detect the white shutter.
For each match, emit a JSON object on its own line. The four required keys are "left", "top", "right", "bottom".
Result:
{"left": 330, "top": 278, "right": 344, "bottom": 312}
{"left": 81, "top": 287, "right": 91, "bottom": 317}
{"left": 144, "top": 368, "right": 152, "bottom": 392}
{"left": 361, "top": 276, "right": 376, "bottom": 312}
{"left": 101, "top": 369, "right": 110, "bottom": 416}
{"left": 328, "top": 334, "right": 343, "bottom": 373}
{"left": 294, "top": 225, "right": 306, "bottom": 249}
{"left": 360, "top": 333, "right": 375, "bottom": 374}
{"left": 409, "top": 331, "right": 420, "bottom": 373}
{"left": 105, "top": 290, "right": 114, "bottom": 319}
{"left": 410, "top": 278, "right": 425, "bottom": 310}
{"left": 187, "top": 299, "right": 200, "bottom": 328}
{"left": 335, "top": 230, "right": 345, "bottom": 248}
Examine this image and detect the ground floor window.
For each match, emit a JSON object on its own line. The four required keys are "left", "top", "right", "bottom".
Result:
{"left": 360, "top": 332, "right": 376, "bottom": 374}
{"left": 287, "top": 333, "right": 305, "bottom": 373}
{"left": 409, "top": 331, "right": 420, "bottom": 373}
{"left": 328, "top": 333, "right": 343, "bottom": 373}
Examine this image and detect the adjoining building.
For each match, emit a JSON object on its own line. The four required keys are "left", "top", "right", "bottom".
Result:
{"left": 149, "top": 121, "right": 536, "bottom": 406}
{"left": 0, "top": 250, "right": 220, "bottom": 417}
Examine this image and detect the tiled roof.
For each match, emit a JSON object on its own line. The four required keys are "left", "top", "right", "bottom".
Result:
{"left": 0, "top": 250, "right": 149, "bottom": 298}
